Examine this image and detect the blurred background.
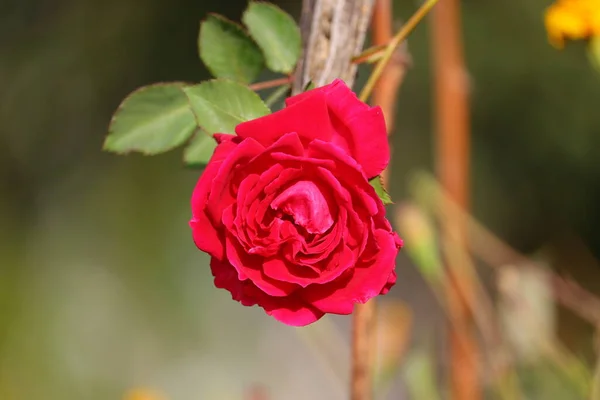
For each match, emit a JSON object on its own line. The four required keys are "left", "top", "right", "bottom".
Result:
{"left": 2, "top": 0, "right": 600, "bottom": 399}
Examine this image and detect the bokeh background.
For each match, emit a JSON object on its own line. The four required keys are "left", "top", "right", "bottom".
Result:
{"left": 2, "top": 0, "right": 600, "bottom": 399}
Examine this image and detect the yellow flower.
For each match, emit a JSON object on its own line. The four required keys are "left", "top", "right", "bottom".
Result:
{"left": 544, "top": 0, "right": 600, "bottom": 48}
{"left": 123, "top": 388, "right": 166, "bottom": 400}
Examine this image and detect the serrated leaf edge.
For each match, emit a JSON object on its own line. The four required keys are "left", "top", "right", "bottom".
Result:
{"left": 198, "top": 13, "right": 265, "bottom": 82}
{"left": 104, "top": 81, "right": 195, "bottom": 156}
{"left": 182, "top": 78, "right": 270, "bottom": 134}
{"left": 242, "top": 1, "right": 301, "bottom": 74}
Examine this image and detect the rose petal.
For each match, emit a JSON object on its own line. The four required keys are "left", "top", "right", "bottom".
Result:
{"left": 335, "top": 107, "right": 389, "bottom": 178}
{"left": 205, "top": 138, "right": 265, "bottom": 223}
{"left": 210, "top": 257, "right": 258, "bottom": 307}
{"left": 262, "top": 297, "right": 325, "bottom": 327}
{"left": 315, "top": 167, "right": 368, "bottom": 254}
{"left": 284, "top": 79, "right": 349, "bottom": 107}
{"left": 266, "top": 240, "right": 355, "bottom": 288}
{"left": 190, "top": 156, "right": 226, "bottom": 260}
{"left": 245, "top": 132, "right": 306, "bottom": 171}
{"left": 190, "top": 217, "right": 224, "bottom": 260}
{"left": 301, "top": 229, "right": 400, "bottom": 314}
{"left": 263, "top": 257, "right": 319, "bottom": 287}
{"left": 213, "top": 133, "right": 241, "bottom": 147}
{"left": 311, "top": 243, "right": 356, "bottom": 284}
{"left": 229, "top": 174, "right": 261, "bottom": 248}
{"left": 250, "top": 287, "right": 325, "bottom": 326}
{"left": 270, "top": 152, "right": 336, "bottom": 169}
{"left": 380, "top": 269, "right": 397, "bottom": 295}
{"left": 225, "top": 232, "right": 299, "bottom": 297}
{"left": 211, "top": 258, "right": 323, "bottom": 326}
{"left": 308, "top": 141, "right": 379, "bottom": 216}
{"left": 236, "top": 93, "right": 334, "bottom": 146}
{"left": 288, "top": 80, "right": 389, "bottom": 177}
{"left": 271, "top": 180, "right": 334, "bottom": 234}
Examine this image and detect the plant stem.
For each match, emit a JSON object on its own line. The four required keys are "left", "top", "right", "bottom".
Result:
{"left": 352, "top": 1, "right": 410, "bottom": 399}
{"left": 429, "top": 0, "right": 478, "bottom": 396}
{"left": 351, "top": 299, "right": 376, "bottom": 400}
{"left": 248, "top": 77, "right": 292, "bottom": 91}
{"left": 352, "top": 44, "right": 387, "bottom": 64}
{"left": 359, "top": 0, "right": 438, "bottom": 102}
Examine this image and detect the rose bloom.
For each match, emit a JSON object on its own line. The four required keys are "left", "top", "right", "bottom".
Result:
{"left": 190, "top": 79, "right": 403, "bottom": 326}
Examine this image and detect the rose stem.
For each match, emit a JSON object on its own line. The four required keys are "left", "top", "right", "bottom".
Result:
{"left": 430, "top": 0, "right": 479, "bottom": 396}
{"left": 248, "top": 77, "right": 293, "bottom": 91}
{"left": 351, "top": 44, "right": 387, "bottom": 65}
{"left": 351, "top": 1, "right": 410, "bottom": 400}
{"left": 358, "top": 0, "right": 438, "bottom": 103}
{"left": 372, "top": 15, "right": 410, "bottom": 186}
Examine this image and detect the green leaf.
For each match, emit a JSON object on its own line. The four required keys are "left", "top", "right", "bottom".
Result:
{"left": 369, "top": 175, "right": 393, "bottom": 205}
{"left": 183, "top": 130, "right": 217, "bottom": 166}
{"left": 199, "top": 14, "right": 265, "bottom": 83}
{"left": 242, "top": 2, "right": 301, "bottom": 74}
{"left": 183, "top": 79, "right": 270, "bottom": 134}
{"left": 104, "top": 83, "right": 196, "bottom": 155}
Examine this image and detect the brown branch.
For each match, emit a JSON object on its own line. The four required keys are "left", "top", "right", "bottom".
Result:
{"left": 351, "top": 1, "right": 411, "bottom": 399}
{"left": 358, "top": 0, "right": 436, "bottom": 102}
{"left": 292, "top": 2, "right": 377, "bottom": 400}
{"left": 352, "top": 43, "right": 387, "bottom": 64}
{"left": 372, "top": 0, "right": 411, "bottom": 185}
{"left": 292, "top": 0, "right": 375, "bottom": 94}
{"left": 351, "top": 2, "right": 395, "bottom": 399}
{"left": 249, "top": 77, "right": 293, "bottom": 91}
{"left": 350, "top": 3, "right": 396, "bottom": 399}
{"left": 430, "top": 0, "right": 480, "bottom": 398}
{"left": 352, "top": 299, "right": 376, "bottom": 400}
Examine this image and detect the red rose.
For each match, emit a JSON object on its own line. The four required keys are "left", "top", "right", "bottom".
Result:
{"left": 190, "top": 79, "right": 403, "bottom": 326}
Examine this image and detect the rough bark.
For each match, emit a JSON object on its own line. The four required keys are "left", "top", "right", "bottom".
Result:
{"left": 291, "top": 0, "right": 375, "bottom": 94}
{"left": 292, "top": 2, "right": 377, "bottom": 399}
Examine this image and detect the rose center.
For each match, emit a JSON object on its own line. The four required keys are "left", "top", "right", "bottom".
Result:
{"left": 270, "top": 180, "right": 334, "bottom": 234}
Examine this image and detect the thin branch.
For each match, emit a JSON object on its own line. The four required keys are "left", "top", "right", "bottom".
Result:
{"left": 352, "top": 299, "right": 376, "bottom": 400}
{"left": 352, "top": 2, "right": 392, "bottom": 399}
{"left": 248, "top": 77, "right": 292, "bottom": 91}
{"left": 358, "top": 0, "right": 438, "bottom": 102}
{"left": 352, "top": 44, "right": 387, "bottom": 64}
{"left": 352, "top": 2, "right": 411, "bottom": 399}
{"left": 430, "top": 0, "right": 479, "bottom": 397}
{"left": 352, "top": 42, "right": 412, "bottom": 66}
{"left": 291, "top": 3, "right": 377, "bottom": 399}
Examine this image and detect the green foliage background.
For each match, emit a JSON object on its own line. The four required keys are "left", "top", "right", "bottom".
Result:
{"left": 1, "top": 0, "right": 599, "bottom": 398}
